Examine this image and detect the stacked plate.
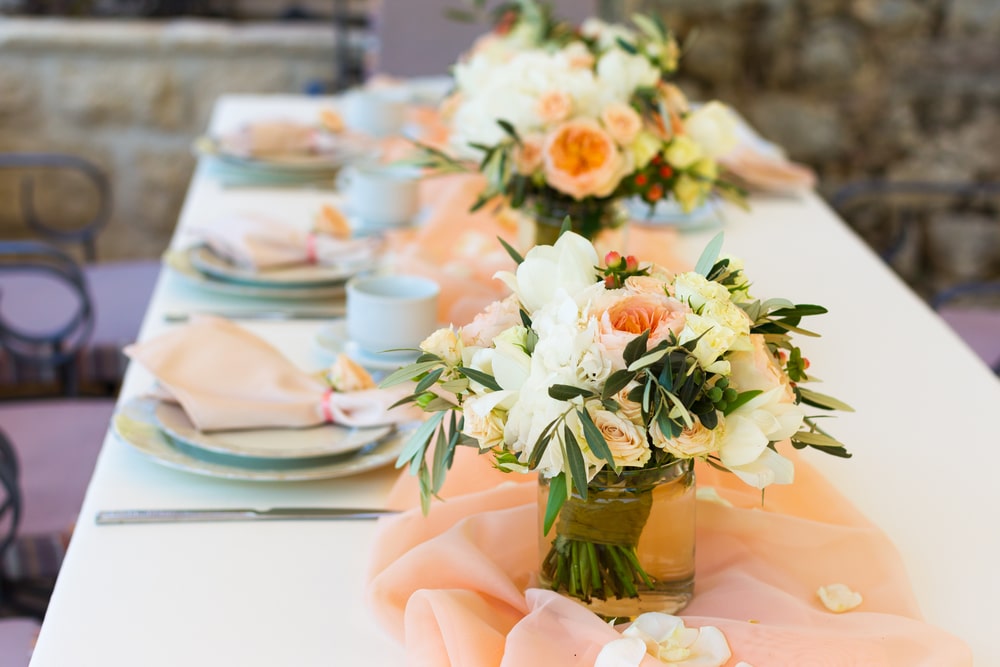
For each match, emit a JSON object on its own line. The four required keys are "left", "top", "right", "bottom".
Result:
{"left": 113, "top": 396, "right": 409, "bottom": 481}
{"left": 195, "top": 133, "right": 373, "bottom": 177}
{"left": 164, "top": 244, "right": 364, "bottom": 301}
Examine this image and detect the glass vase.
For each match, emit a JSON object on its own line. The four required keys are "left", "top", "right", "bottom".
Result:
{"left": 527, "top": 193, "right": 628, "bottom": 247}
{"left": 537, "top": 459, "right": 695, "bottom": 621}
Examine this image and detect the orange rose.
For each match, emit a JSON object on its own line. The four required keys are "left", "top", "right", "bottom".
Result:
{"left": 543, "top": 119, "right": 627, "bottom": 200}
{"left": 597, "top": 293, "right": 689, "bottom": 368}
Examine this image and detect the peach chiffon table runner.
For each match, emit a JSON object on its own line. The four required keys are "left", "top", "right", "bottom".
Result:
{"left": 367, "top": 448, "right": 971, "bottom": 666}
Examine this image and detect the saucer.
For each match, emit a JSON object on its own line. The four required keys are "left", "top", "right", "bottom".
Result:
{"left": 314, "top": 320, "right": 420, "bottom": 371}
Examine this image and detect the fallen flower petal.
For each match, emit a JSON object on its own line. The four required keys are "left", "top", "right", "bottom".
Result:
{"left": 817, "top": 583, "right": 863, "bottom": 612}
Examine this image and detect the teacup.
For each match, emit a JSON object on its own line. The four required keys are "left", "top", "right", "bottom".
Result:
{"left": 346, "top": 275, "right": 440, "bottom": 358}
{"left": 341, "top": 88, "right": 407, "bottom": 138}
{"left": 338, "top": 163, "right": 421, "bottom": 228}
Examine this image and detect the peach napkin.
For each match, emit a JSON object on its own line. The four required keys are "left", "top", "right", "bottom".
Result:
{"left": 367, "top": 447, "right": 972, "bottom": 666}
{"left": 191, "top": 214, "right": 380, "bottom": 271}
{"left": 125, "top": 317, "right": 419, "bottom": 432}
{"left": 218, "top": 120, "right": 330, "bottom": 158}
{"left": 720, "top": 146, "right": 817, "bottom": 194}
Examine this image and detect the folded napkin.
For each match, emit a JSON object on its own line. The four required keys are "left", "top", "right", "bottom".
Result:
{"left": 367, "top": 448, "right": 972, "bottom": 666}
{"left": 191, "top": 213, "right": 379, "bottom": 272}
{"left": 218, "top": 120, "right": 333, "bottom": 158}
{"left": 125, "top": 317, "right": 419, "bottom": 432}
{"left": 720, "top": 145, "right": 817, "bottom": 193}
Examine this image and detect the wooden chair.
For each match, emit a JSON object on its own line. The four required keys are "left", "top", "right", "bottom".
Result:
{"left": 0, "top": 242, "right": 116, "bottom": 617}
{"left": 0, "top": 153, "right": 160, "bottom": 396}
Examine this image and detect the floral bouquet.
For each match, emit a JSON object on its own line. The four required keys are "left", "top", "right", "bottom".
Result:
{"left": 413, "top": 1, "right": 746, "bottom": 243}
{"left": 382, "top": 230, "right": 850, "bottom": 615}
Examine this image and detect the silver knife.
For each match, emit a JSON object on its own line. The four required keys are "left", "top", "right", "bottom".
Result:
{"left": 96, "top": 507, "right": 399, "bottom": 525}
{"left": 164, "top": 309, "right": 344, "bottom": 323}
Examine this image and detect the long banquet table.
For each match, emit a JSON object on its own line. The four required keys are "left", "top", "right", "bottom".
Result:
{"left": 28, "top": 94, "right": 1000, "bottom": 666}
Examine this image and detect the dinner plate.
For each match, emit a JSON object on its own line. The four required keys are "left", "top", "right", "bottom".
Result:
{"left": 164, "top": 250, "right": 347, "bottom": 301}
{"left": 152, "top": 399, "right": 393, "bottom": 461}
{"left": 313, "top": 320, "right": 419, "bottom": 371}
{"left": 626, "top": 197, "right": 724, "bottom": 231}
{"left": 113, "top": 396, "right": 408, "bottom": 481}
{"left": 188, "top": 244, "right": 364, "bottom": 288}
{"left": 196, "top": 134, "right": 375, "bottom": 174}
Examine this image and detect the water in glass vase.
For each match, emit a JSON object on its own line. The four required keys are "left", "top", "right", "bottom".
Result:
{"left": 537, "top": 459, "right": 695, "bottom": 621}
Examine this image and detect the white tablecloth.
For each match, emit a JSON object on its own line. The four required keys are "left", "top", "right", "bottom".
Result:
{"left": 28, "top": 95, "right": 1000, "bottom": 666}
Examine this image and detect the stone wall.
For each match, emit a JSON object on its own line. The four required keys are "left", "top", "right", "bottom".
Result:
{"left": 640, "top": 0, "right": 1000, "bottom": 294}
{"left": 1, "top": 3, "right": 998, "bottom": 289}
{"left": 0, "top": 19, "right": 342, "bottom": 259}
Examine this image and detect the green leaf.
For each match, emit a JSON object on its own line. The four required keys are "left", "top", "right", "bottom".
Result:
{"left": 797, "top": 387, "right": 855, "bottom": 412}
{"left": 387, "top": 393, "right": 418, "bottom": 410}
{"left": 519, "top": 308, "right": 532, "bottom": 327}
{"left": 771, "top": 304, "right": 828, "bottom": 318}
{"left": 631, "top": 12, "right": 664, "bottom": 40}
{"left": 496, "top": 119, "right": 522, "bottom": 145}
{"left": 627, "top": 346, "right": 670, "bottom": 372}
{"left": 548, "top": 384, "right": 595, "bottom": 401}
{"left": 559, "top": 216, "right": 572, "bottom": 238}
{"left": 601, "top": 369, "right": 635, "bottom": 400}
{"left": 414, "top": 367, "right": 444, "bottom": 394}
{"left": 563, "top": 424, "right": 588, "bottom": 499}
{"left": 497, "top": 235, "right": 524, "bottom": 265}
{"left": 380, "top": 360, "right": 441, "bottom": 388}
{"left": 622, "top": 330, "right": 651, "bottom": 367}
{"left": 577, "top": 408, "right": 617, "bottom": 472}
{"left": 439, "top": 377, "right": 470, "bottom": 393}
{"left": 527, "top": 417, "right": 560, "bottom": 469}
{"left": 694, "top": 232, "right": 725, "bottom": 277}
{"left": 416, "top": 352, "right": 442, "bottom": 363}
{"left": 422, "top": 396, "right": 459, "bottom": 412}
{"left": 395, "top": 412, "right": 445, "bottom": 470}
{"left": 722, "top": 389, "right": 763, "bottom": 415}
{"left": 770, "top": 319, "right": 821, "bottom": 337}
{"left": 457, "top": 366, "right": 502, "bottom": 391}
{"left": 431, "top": 423, "right": 449, "bottom": 493}
{"left": 542, "top": 473, "right": 568, "bottom": 535}
{"left": 615, "top": 36, "right": 638, "bottom": 54}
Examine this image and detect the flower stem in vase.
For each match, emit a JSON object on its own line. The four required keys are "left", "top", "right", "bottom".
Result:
{"left": 537, "top": 460, "right": 695, "bottom": 621}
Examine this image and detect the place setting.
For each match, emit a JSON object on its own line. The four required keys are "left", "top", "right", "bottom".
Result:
{"left": 194, "top": 109, "right": 377, "bottom": 184}
{"left": 163, "top": 203, "right": 382, "bottom": 301}
{"left": 111, "top": 316, "right": 423, "bottom": 482}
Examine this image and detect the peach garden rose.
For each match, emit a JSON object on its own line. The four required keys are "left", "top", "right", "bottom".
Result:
{"left": 542, "top": 119, "right": 627, "bottom": 200}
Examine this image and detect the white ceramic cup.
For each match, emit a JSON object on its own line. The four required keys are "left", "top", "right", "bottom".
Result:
{"left": 339, "top": 163, "right": 421, "bottom": 228}
{"left": 346, "top": 275, "right": 440, "bottom": 357}
{"left": 341, "top": 89, "right": 407, "bottom": 138}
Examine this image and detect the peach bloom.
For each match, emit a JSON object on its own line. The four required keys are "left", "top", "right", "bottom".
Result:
{"left": 560, "top": 42, "right": 595, "bottom": 69}
{"left": 537, "top": 90, "right": 573, "bottom": 124}
{"left": 513, "top": 133, "right": 545, "bottom": 174}
{"left": 327, "top": 354, "right": 376, "bottom": 392}
{"left": 646, "top": 82, "right": 689, "bottom": 141}
{"left": 542, "top": 119, "right": 626, "bottom": 200}
{"left": 591, "top": 408, "right": 650, "bottom": 468}
{"left": 601, "top": 102, "right": 642, "bottom": 146}
{"left": 460, "top": 295, "right": 522, "bottom": 348}
{"left": 597, "top": 293, "right": 688, "bottom": 368}
{"left": 651, "top": 419, "right": 717, "bottom": 458}
{"left": 728, "top": 333, "right": 795, "bottom": 402}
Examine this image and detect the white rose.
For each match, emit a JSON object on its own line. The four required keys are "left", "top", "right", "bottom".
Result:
{"left": 673, "top": 173, "right": 708, "bottom": 213}
{"left": 679, "top": 313, "right": 737, "bottom": 373}
{"left": 628, "top": 130, "right": 662, "bottom": 169}
{"left": 495, "top": 231, "right": 599, "bottom": 313}
{"left": 492, "top": 327, "right": 532, "bottom": 391}
{"left": 684, "top": 101, "right": 738, "bottom": 158}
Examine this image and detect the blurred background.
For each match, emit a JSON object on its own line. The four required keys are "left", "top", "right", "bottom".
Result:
{"left": 0, "top": 0, "right": 997, "bottom": 301}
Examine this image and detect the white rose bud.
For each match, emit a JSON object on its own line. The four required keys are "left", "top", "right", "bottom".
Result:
{"left": 420, "top": 327, "right": 462, "bottom": 366}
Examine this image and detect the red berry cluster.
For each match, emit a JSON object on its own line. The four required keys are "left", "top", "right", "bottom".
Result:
{"left": 629, "top": 154, "right": 676, "bottom": 204}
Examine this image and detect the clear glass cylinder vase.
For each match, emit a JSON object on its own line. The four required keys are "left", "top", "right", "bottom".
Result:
{"left": 537, "top": 459, "right": 695, "bottom": 620}
{"left": 528, "top": 194, "right": 628, "bottom": 247}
